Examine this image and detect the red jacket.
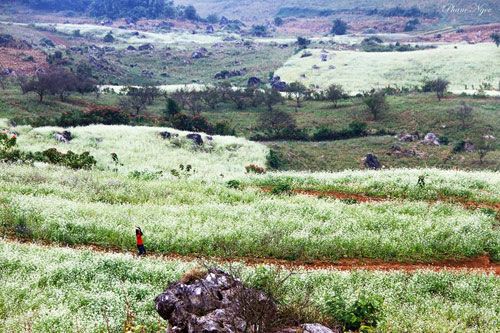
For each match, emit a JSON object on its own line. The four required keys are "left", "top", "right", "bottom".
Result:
{"left": 136, "top": 234, "right": 143, "bottom": 246}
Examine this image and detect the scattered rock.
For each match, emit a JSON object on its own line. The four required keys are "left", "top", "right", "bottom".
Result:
{"left": 8, "top": 120, "right": 17, "bottom": 127}
{"left": 155, "top": 269, "right": 277, "bottom": 333}
{"left": 156, "top": 21, "right": 174, "bottom": 30}
{"left": 270, "top": 76, "right": 287, "bottom": 92}
{"left": 160, "top": 73, "right": 170, "bottom": 77}
{"left": 141, "top": 70, "right": 154, "bottom": 78}
{"left": 422, "top": 133, "right": 440, "bottom": 146}
{"left": 301, "top": 52, "right": 312, "bottom": 58}
{"left": 301, "top": 323, "right": 339, "bottom": 333}
{"left": 192, "top": 51, "right": 204, "bottom": 59}
{"left": 464, "top": 142, "right": 475, "bottom": 152}
{"left": 187, "top": 133, "right": 203, "bottom": 145}
{"left": 220, "top": 16, "right": 229, "bottom": 25}
{"left": 247, "top": 77, "right": 262, "bottom": 87}
{"left": 54, "top": 131, "right": 72, "bottom": 143}
{"left": 320, "top": 54, "right": 328, "bottom": 61}
{"left": 206, "top": 25, "right": 214, "bottom": 33}
{"left": 391, "top": 145, "right": 401, "bottom": 151}
{"left": 396, "top": 134, "right": 419, "bottom": 142}
{"left": 138, "top": 43, "right": 154, "bottom": 51}
{"left": 127, "top": 45, "right": 137, "bottom": 51}
{"left": 312, "top": 65, "right": 320, "bottom": 70}
{"left": 329, "top": 65, "right": 336, "bottom": 70}
{"left": 364, "top": 153, "right": 381, "bottom": 170}
{"left": 100, "top": 19, "right": 112, "bottom": 25}
{"left": 158, "top": 131, "right": 171, "bottom": 139}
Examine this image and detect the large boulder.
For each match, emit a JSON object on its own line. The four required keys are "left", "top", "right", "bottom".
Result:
{"left": 155, "top": 269, "right": 277, "bottom": 333}
{"left": 270, "top": 76, "right": 287, "bottom": 92}
{"left": 138, "top": 43, "right": 154, "bottom": 51}
{"left": 422, "top": 133, "right": 440, "bottom": 145}
{"left": 187, "top": 133, "right": 203, "bottom": 145}
{"left": 158, "top": 131, "right": 172, "bottom": 139}
{"left": 247, "top": 77, "right": 262, "bottom": 87}
{"left": 364, "top": 154, "right": 381, "bottom": 170}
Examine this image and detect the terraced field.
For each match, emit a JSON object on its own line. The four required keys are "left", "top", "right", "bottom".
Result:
{"left": 1, "top": 123, "right": 500, "bottom": 331}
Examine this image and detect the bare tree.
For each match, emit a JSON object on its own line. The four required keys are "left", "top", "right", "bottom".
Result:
{"left": 476, "top": 136, "right": 497, "bottom": 165}
{"left": 119, "top": 87, "right": 151, "bottom": 115}
{"left": 185, "top": 90, "right": 205, "bottom": 116}
{"left": 448, "top": 102, "right": 474, "bottom": 129}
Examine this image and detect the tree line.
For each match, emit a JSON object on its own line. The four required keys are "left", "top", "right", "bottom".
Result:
{"left": 17, "top": 0, "right": 204, "bottom": 21}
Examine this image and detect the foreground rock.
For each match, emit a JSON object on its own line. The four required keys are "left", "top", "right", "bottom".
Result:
{"left": 421, "top": 133, "right": 440, "bottom": 145}
{"left": 155, "top": 269, "right": 277, "bottom": 333}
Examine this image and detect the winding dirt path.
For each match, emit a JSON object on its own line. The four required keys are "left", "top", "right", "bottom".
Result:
{"left": 4, "top": 237, "right": 500, "bottom": 275}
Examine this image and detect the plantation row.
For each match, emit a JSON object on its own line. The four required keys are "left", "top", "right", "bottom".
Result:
{"left": 1, "top": 165, "right": 499, "bottom": 262}
{"left": 1, "top": 240, "right": 500, "bottom": 332}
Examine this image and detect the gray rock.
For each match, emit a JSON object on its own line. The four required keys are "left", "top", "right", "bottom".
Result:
{"left": 396, "top": 134, "right": 419, "bottom": 142}
{"left": 158, "top": 131, "right": 171, "bottom": 139}
{"left": 320, "top": 54, "right": 328, "bottom": 61}
{"left": 138, "top": 43, "right": 154, "bottom": 51}
{"left": 364, "top": 153, "right": 381, "bottom": 170}
{"left": 206, "top": 25, "right": 214, "bottom": 33}
{"left": 127, "top": 45, "right": 137, "bottom": 51}
{"left": 187, "top": 133, "right": 203, "bottom": 145}
{"left": 301, "top": 323, "right": 338, "bottom": 333}
{"left": 422, "top": 133, "right": 440, "bottom": 146}
{"left": 270, "top": 76, "right": 287, "bottom": 92}
{"left": 155, "top": 269, "right": 277, "bottom": 333}
{"left": 54, "top": 131, "right": 72, "bottom": 143}
{"left": 247, "top": 77, "right": 262, "bottom": 86}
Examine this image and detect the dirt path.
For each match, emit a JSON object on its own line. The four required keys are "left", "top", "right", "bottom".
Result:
{"left": 4, "top": 237, "right": 500, "bottom": 275}
{"left": 261, "top": 187, "right": 500, "bottom": 219}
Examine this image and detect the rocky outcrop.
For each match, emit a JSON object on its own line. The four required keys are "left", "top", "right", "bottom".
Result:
{"left": 138, "top": 43, "right": 154, "bottom": 51}
{"left": 155, "top": 269, "right": 277, "bottom": 333}
{"left": 364, "top": 153, "right": 381, "bottom": 170}
{"left": 396, "top": 134, "right": 419, "bottom": 142}
{"left": 247, "top": 77, "right": 262, "bottom": 86}
{"left": 270, "top": 76, "right": 287, "bottom": 92}
{"left": 422, "top": 133, "right": 440, "bottom": 145}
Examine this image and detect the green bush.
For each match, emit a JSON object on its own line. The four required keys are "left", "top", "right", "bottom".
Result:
{"left": 325, "top": 293, "right": 383, "bottom": 331}
{"left": 266, "top": 150, "right": 283, "bottom": 170}
{"left": 439, "top": 135, "right": 450, "bottom": 145}
{"left": 226, "top": 179, "right": 241, "bottom": 189}
{"left": 313, "top": 121, "right": 368, "bottom": 141}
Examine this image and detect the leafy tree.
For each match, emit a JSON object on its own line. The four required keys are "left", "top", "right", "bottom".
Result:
{"left": 259, "top": 109, "right": 297, "bottom": 137}
{"left": 476, "top": 136, "right": 497, "bottom": 165}
{"left": 326, "top": 84, "right": 346, "bottom": 108}
{"left": 491, "top": 33, "right": 500, "bottom": 47}
{"left": 297, "top": 36, "right": 310, "bottom": 49}
{"left": 118, "top": 87, "right": 155, "bottom": 115}
{"left": 274, "top": 17, "right": 283, "bottom": 26}
{"left": 263, "top": 88, "right": 283, "bottom": 112}
{"left": 163, "top": 98, "right": 181, "bottom": 120}
{"left": 207, "top": 13, "right": 219, "bottom": 24}
{"left": 331, "top": 18, "right": 347, "bottom": 35}
{"left": 18, "top": 71, "right": 57, "bottom": 102}
{"left": 184, "top": 5, "right": 198, "bottom": 21}
{"left": 286, "top": 81, "right": 307, "bottom": 111}
{"left": 423, "top": 78, "right": 449, "bottom": 101}
{"left": 448, "top": 102, "right": 474, "bottom": 129}
{"left": 250, "top": 25, "right": 268, "bottom": 37}
{"left": 363, "top": 90, "right": 387, "bottom": 121}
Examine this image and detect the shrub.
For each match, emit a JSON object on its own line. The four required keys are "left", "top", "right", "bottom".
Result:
{"left": 453, "top": 140, "right": 467, "bottom": 153}
{"left": 266, "top": 150, "right": 283, "bottom": 170}
{"left": 214, "top": 120, "right": 235, "bottom": 136}
{"left": 170, "top": 114, "right": 213, "bottom": 133}
{"left": 422, "top": 78, "right": 449, "bottom": 101}
{"left": 128, "top": 170, "right": 163, "bottom": 181}
{"left": 363, "top": 90, "right": 387, "bottom": 120}
{"left": 439, "top": 136, "right": 450, "bottom": 145}
{"left": 29, "top": 148, "right": 96, "bottom": 170}
{"left": 324, "top": 293, "right": 383, "bottom": 331}
{"left": 312, "top": 121, "right": 368, "bottom": 141}
{"left": 57, "top": 108, "right": 130, "bottom": 127}
{"left": 331, "top": 19, "right": 347, "bottom": 35}
{"left": 227, "top": 179, "right": 241, "bottom": 189}
{"left": 245, "top": 164, "right": 266, "bottom": 174}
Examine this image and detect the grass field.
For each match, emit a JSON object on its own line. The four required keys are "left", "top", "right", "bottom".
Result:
{"left": 275, "top": 44, "right": 500, "bottom": 93}
{"left": 1, "top": 124, "right": 500, "bottom": 262}
{"left": 2, "top": 239, "right": 500, "bottom": 332}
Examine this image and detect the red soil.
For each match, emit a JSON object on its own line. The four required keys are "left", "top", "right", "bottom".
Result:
{"left": 4, "top": 237, "right": 500, "bottom": 275}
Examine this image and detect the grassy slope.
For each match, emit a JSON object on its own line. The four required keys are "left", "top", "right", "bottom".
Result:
{"left": 2, "top": 240, "right": 500, "bottom": 332}
{"left": 275, "top": 44, "right": 500, "bottom": 92}
{"left": 176, "top": 0, "right": 500, "bottom": 24}
{"left": 2, "top": 88, "right": 499, "bottom": 172}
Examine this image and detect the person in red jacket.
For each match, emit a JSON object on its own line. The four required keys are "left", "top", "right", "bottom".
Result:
{"left": 136, "top": 227, "right": 146, "bottom": 257}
